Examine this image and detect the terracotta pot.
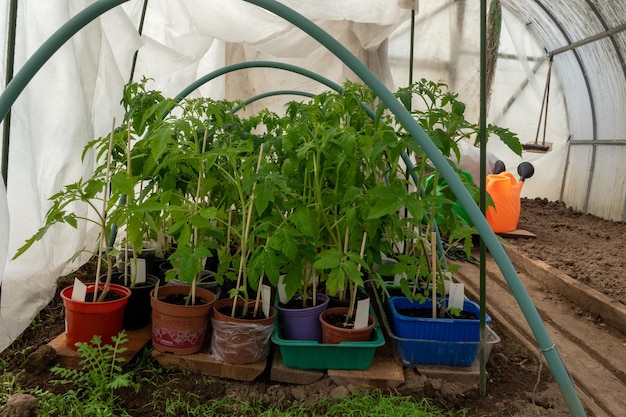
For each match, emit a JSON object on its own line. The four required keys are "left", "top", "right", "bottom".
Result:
{"left": 319, "top": 307, "right": 375, "bottom": 344}
{"left": 150, "top": 285, "right": 217, "bottom": 355}
{"left": 211, "top": 298, "right": 276, "bottom": 364}
{"left": 61, "top": 283, "right": 131, "bottom": 350}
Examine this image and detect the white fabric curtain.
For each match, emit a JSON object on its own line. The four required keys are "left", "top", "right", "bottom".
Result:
{"left": 0, "top": 0, "right": 406, "bottom": 352}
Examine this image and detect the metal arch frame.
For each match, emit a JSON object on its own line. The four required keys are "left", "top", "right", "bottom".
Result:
{"left": 528, "top": 0, "right": 626, "bottom": 215}
{"left": 0, "top": 1, "right": 587, "bottom": 415}
{"left": 520, "top": 0, "right": 597, "bottom": 143}
{"left": 570, "top": 1, "right": 626, "bottom": 220}
{"left": 502, "top": 0, "right": 595, "bottom": 208}
{"left": 229, "top": 90, "right": 314, "bottom": 114}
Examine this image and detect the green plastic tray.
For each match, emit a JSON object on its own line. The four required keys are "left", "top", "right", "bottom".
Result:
{"left": 272, "top": 323, "right": 385, "bottom": 370}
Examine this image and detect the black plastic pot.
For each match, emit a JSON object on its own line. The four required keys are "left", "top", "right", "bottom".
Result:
{"left": 102, "top": 272, "right": 160, "bottom": 329}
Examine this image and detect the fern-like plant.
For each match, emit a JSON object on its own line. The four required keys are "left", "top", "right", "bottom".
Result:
{"left": 40, "top": 331, "right": 139, "bottom": 417}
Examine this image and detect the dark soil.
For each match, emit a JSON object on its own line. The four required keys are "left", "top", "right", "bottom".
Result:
{"left": 511, "top": 197, "right": 626, "bottom": 303}
{"left": 4, "top": 197, "right": 621, "bottom": 416}
{"left": 215, "top": 305, "right": 268, "bottom": 320}
{"left": 160, "top": 293, "right": 209, "bottom": 306}
{"left": 320, "top": 311, "right": 374, "bottom": 329}
{"left": 396, "top": 307, "right": 478, "bottom": 320}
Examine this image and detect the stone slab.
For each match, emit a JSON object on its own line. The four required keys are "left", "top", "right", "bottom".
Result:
{"left": 414, "top": 361, "right": 481, "bottom": 386}
{"left": 327, "top": 345, "right": 404, "bottom": 389}
{"left": 152, "top": 348, "right": 267, "bottom": 381}
{"left": 269, "top": 348, "right": 325, "bottom": 385}
{"left": 48, "top": 325, "right": 152, "bottom": 369}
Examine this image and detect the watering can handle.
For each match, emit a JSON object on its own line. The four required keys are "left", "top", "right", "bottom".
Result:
{"left": 492, "top": 160, "right": 506, "bottom": 175}
{"left": 517, "top": 162, "right": 535, "bottom": 182}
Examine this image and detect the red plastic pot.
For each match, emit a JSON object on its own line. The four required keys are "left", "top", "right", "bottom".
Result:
{"left": 61, "top": 283, "right": 131, "bottom": 350}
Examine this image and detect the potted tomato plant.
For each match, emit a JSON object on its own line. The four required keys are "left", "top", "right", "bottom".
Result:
{"left": 374, "top": 79, "right": 520, "bottom": 366}
{"left": 13, "top": 125, "right": 131, "bottom": 349}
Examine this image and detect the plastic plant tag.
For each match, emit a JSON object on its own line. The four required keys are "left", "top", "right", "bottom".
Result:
{"left": 277, "top": 275, "right": 288, "bottom": 304}
{"left": 131, "top": 258, "right": 147, "bottom": 284}
{"left": 354, "top": 298, "right": 370, "bottom": 330}
{"left": 393, "top": 272, "right": 406, "bottom": 286}
{"left": 262, "top": 284, "right": 272, "bottom": 318}
{"left": 71, "top": 278, "right": 87, "bottom": 301}
{"left": 449, "top": 282, "right": 465, "bottom": 310}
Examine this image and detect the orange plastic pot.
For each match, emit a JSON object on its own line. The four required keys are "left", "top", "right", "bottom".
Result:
{"left": 319, "top": 307, "right": 375, "bottom": 344}
{"left": 61, "top": 283, "right": 131, "bottom": 350}
{"left": 150, "top": 285, "right": 216, "bottom": 355}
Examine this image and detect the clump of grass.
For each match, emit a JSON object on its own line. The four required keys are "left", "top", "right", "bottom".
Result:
{"left": 14, "top": 333, "right": 475, "bottom": 417}
{"left": 148, "top": 387, "right": 472, "bottom": 417}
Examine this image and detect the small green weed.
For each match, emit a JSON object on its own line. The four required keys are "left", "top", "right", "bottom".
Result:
{"left": 35, "top": 330, "right": 139, "bottom": 417}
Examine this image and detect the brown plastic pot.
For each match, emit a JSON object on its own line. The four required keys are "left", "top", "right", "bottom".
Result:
{"left": 150, "top": 285, "right": 217, "bottom": 355}
{"left": 319, "top": 307, "right": 375, "bottom": 344}
{"left": 211, "top": 298, "right": 276, "bottom": 364}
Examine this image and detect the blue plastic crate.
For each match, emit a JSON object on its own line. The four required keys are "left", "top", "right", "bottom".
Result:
{"left": 386, "top": 296, "right": 493, "bottom": 366}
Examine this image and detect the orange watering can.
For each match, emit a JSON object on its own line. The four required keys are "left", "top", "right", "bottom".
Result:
{"left": 485, "top": 162, "right": 534, "bottom": 233}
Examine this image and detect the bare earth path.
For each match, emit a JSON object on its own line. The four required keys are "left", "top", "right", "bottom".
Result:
{"left": 484, "top": 198, "right": 626, "bottom": 417}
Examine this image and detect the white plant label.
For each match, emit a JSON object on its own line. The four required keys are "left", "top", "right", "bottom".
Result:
{"left": 449, "top": 282, "right": 465, "bottom": 310}
{"left": 393, "top": 272, "right": 406, "bottom": 286}
{"left": 354, "top": 298, "right": 370, "bottom": 330}
{"left": 262, "top": 284, "right": 272, "bottom": 318}
{"left": 131, "top": 258, "right": 147, "bottom": 284}
{"left": 71, "top": 278, "right": 87, "bottom": 302}
{"left": 277, "top": 275, "right": 288, "bottom": 304}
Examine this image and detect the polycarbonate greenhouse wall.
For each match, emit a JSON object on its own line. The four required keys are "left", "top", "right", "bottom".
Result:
{"left": 0, "top": 0, "right": 624, "bottom": 363}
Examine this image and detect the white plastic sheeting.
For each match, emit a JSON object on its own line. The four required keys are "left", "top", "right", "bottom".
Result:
{"left": 504, "top": 1, "right": 626, "bottom": 220}
{"left": 0, "top": 0, "right": 407, "bottom": 352}
{"left": 0, "top": 0, "right": 625, "bottom": 352}
{"left": 388, "top": 3, "right": 569, "bottom": 202}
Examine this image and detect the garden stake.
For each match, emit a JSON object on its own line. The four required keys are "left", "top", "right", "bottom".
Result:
{"left": 95, "top": 118, "right": 116, "bottom": 302}
{"left": 123, "top": 122, "right": 132, "bottom": 287}
{"left": 187, "top": 127, "right": 211, "bottom": 306}
{"left": 232, "top": 143, "right": 264, "bottom": 317}
{"left": 431, "top": 231, "right": 437, "bottom": 319}
{"left": 253, "top": 236, "right": 271, "bottom": 317}
{"left": 344, "top": 231, "right": 367, "bottom": 327}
